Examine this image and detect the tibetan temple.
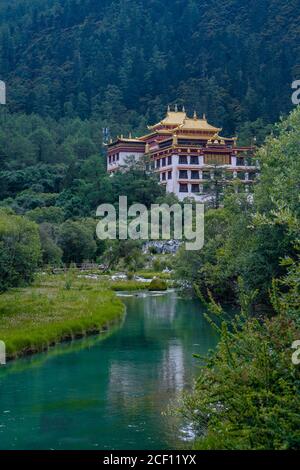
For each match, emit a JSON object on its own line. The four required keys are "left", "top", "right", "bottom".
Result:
{"left": 106, "top": 106, "right": 257, "bottom": 202}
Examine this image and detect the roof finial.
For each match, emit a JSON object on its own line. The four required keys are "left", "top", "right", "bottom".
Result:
{"left": 182, "top": 105, "right": 186, "bottom": 113}
{"left": 175, "top": 104, "right": 178, "bottom": 112}
{"left": 203, "top": 113, "right": 206, "bottom": 120}
{"left": 193, "top": 110, "right": 197, "bottom": 120}
{"left": 167, "top": 104, "right": 171, "bottom": 113}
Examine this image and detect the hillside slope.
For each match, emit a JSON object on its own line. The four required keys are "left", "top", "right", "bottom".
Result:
{"left": 0, "top": 0, "right": 299, "bottom": 134}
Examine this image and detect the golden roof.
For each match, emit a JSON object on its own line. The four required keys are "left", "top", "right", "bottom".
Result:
{"left": 109, "top": 108, "right": 233, "bottom": 147}
{"left": 177, "top": 115, "right": 221, "bottom": 133}
{"left": 148, "top": 110, "right": 187, "bottom": 129}
{"left": 160, "top": 111, "right": 187, "bottom": 126}
{"left": 148, "top": 108, "right": 221, "bottom": 133}
{"left": 119, "top": 138, "right": 141, "bottom": 143}
{"left": 108, "top": 136, "right": 143, "bottom": 146}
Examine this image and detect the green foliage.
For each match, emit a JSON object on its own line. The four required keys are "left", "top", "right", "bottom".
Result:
{"left": 148, "top": 278, "right": 168, "bottom": 291}
{"left": 101, "top": 240, "right": 145, "bottom": 272}
{"left": 64, "top": 267, "right": 76, "bottom": 290}
{"left": 58, "top": 220, "right": 97, "bottom": 264}
{"left": 0, "top": 0, "right": 298, "bottom": 137}
{"left": 39, "top": 222, "right": 63, "bottom": 266}
{"left": 0, "top": 210, "right": 41, "bottom": 291}
{"left": 238, "top": 119, "right": 274, "bottom": 147}
{"left": 181, "top": 258, "right": 300, "bottom": 450}
{"left": 152, "top": 257, "right": 171, "bottom": 273}
{"left": 26, "top": 206, "right": 65, "bottom": 224}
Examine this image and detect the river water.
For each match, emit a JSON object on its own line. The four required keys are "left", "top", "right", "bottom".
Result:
{"left": 0, "top": 290, "right": 218, "bottom": 450}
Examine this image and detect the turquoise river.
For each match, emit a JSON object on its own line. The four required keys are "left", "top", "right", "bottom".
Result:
{"left": 0, "top": 290, "right": 218, "bottom": 450}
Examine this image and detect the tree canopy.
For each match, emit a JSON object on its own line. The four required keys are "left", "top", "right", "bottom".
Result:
{"left": 0, "top": 0, "right": 299, "bottom": 136}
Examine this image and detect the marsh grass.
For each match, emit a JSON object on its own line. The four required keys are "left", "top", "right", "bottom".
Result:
{"left": 34, "top": 273, "right": 150, "bottom": 291}
{"left": 33, "top": 272, "right": 173, "bottom": 291}
{"left": 0, "top": 274, "right": 125, "bottom": 359}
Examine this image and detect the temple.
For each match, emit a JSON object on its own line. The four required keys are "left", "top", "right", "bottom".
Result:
{"left": 106, "top": 106, "right": 257, "bottom": 202}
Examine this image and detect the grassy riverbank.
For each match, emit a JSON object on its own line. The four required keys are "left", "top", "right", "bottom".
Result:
{"left": 0, "top": 275, "right": 125, "bottom": 360}
{"left": 0, "top": 269, "right": 175, "bottom": 360}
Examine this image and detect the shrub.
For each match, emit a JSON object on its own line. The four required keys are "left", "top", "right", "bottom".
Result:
{"left": 148, "top": 278, "right": 168, "bottom": 291}
{"left": 0, "top": 210, "right": 41, "bottom": 291}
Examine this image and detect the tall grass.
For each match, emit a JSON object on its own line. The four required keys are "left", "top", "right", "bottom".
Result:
{"left": 0, "top": 277, "right": 125, "bottom": 359}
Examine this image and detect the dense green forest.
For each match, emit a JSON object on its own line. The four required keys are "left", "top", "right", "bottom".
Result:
{"left": 0, "top": 0, "right": 299, "bottom": 136}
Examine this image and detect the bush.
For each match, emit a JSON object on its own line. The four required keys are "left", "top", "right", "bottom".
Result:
{"left": 0, "top": 210, "right": 41, "bottom": 291}
{"left": 148, "top": 278, "right": 168, "bottom": 291}
{"left": 26, "top": 206, "right": 65, "bottom": 224}
{"left": 58, "top": 219, "right": 97, "bottom": 264}
{"left": 39, "top": 223, "right": 63, "bottom": 266}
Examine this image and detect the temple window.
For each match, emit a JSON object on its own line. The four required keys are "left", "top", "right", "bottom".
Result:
{"left": 191, "top": 184, "right": 200, "bottom": 193}
{"left": 168, "top": 171, "right": 172, "bottom": 179}
{"left": 162, "top": 157, "right": 166, "bottom": 167}
{"left": 191, "top": 170, "right": 199, "bottom": 179}
{"left": 162, "top": 172, "right": 166, "bottom": 181}
{"left": 179, "top": 183, "right": 188, "bottom": 193}
{"left": 156, "top": 159, "right": 161, "bottom": 168}
{"left": 179, "top": 155, "right": 188, "bottom": 164}
{"left": 168, "top": 156, "right": 172, "bottom": 165}
{"left": 179, "top": 170, "right": 188, "bottom": 179}
{"left": 190, "top": 156, "right": 199, "bottom": 165}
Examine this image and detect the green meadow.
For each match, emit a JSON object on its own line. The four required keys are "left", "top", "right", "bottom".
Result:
{"left": 0, "top": 274, "right": 125, "bottom": 359}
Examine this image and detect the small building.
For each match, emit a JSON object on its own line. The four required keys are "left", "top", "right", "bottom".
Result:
{"left": 106, "top": 107, "right": 257, "bottom": 202}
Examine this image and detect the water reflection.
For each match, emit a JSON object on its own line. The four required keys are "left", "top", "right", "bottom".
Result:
{"left": 160, "top": 341, "right": 185, "bottom": 392}
{"left": 142, "top": 292, "right": 178, "bottom": 321}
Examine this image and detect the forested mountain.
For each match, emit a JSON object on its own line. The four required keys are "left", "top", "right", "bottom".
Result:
{"left": 0, "top": 0, "right": 299, "bottom": 272}
{"left": 0, "top": 0, "right": 299, "bottom": 135}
